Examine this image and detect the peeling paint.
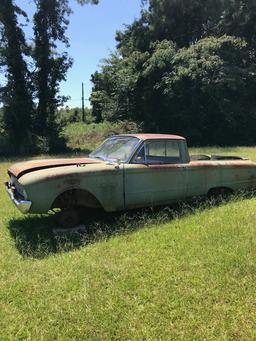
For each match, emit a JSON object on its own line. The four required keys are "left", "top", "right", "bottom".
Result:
{"left": 8, "top": 158, "right": 103, "bottom": 178}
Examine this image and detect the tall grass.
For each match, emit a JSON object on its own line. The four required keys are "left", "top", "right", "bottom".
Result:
{"left": 1, "top": 149, "right": 256, "bottom": 339}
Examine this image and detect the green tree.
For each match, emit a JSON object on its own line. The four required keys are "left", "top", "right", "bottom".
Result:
{"left": 117, "top": 0, "right": 256, "bottom": 53}
{"left": 91, "top": 51, "right": 148, "bottom": 123}
{"left": 91, "top": 0, "right": 256, "bottom": 146}
{"left": 116, "top": 0, "right": 223, "bottom": 52}
{"left": 157, "top": 36, "right": 256, "bottom": 145}
{"left": 115, "top": 12, "right": 151, "bottom": 56}
{"left": 0, "top": 0, "right": 34, "bottom": 154}
{"left": 217, "top": 0, "right": 256, "bottom": 44}
{"left": 33, "top": 0, "right": 100, "bottom": 152}
{"left": 0, "top": 0, "right": 100, "bottom": 155}
{"left": 33, "top": 0, "right": 73, "bottom": 151}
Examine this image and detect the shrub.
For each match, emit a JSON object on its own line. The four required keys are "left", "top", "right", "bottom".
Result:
{"left": 61, "top": 120, "right": 140, "bottom": 152}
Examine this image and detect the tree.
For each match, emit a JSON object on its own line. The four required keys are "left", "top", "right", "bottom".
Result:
{"left": 91, "top": 50, "right": 149, "bottom": 123}
{"left": 0, "top": 0, "right": 100, "bottom": 155}
{"left": 91, "top": 0, "right": 256, "bottom": 146}
{"left": 33, "top": 0, "right": 100, "bottom": 152}
{"left": 116, "top": 12, "right": 151, "bottom": 57}
{"left": 0, "top": 0, "right": 34, "bottom": 154}
{"left": 116, "top": 0, "right": 223, "bottom": 52}
{"left": 117, "top": 0, "right": 256, "bottom": 51}
{"left": 157, "top": 36, "right": 256, "bottom": 145}
{"left": 217, "top": 0, "right": 256, "bottom": 45}
{"left": 33, "top": 0, "right": 73, "bottom": 151}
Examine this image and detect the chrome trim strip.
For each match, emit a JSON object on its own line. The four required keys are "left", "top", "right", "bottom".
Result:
{"left": 5, "top": 183, "right": 32, "bottom": 214}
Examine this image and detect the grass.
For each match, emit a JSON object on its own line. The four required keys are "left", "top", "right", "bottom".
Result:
{"left": 1, "top": 146, "right": 256, "bottom": 340}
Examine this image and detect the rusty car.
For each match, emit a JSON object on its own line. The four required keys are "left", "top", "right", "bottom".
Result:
{"left": 5, "top": 134, "right": 256, "bottom": 227}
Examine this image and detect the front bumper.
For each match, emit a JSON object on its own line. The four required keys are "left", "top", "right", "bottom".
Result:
{"left": 5, "top": 182, "right": 32, "bottom": 214}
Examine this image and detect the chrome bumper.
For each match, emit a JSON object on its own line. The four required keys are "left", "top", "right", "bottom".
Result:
{"left": 5, "top": 182, "right": 32, "bottom": 214}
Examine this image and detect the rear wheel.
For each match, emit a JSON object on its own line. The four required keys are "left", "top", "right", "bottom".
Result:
{"left": 208, "top": 187, "right": 233, "bottom": 203}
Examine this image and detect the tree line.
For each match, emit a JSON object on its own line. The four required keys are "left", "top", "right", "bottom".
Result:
{"left": 91, "top": 0, "right": 256, "bottom": 146}
{"left": 1, "top": 0, "right": 256, "bottom": 154}
{"left": 0, "top": 0, "right": 98, "bottom": 154}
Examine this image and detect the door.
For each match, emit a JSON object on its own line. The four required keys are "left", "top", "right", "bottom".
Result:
{"left": 124, "top": 140, "right": 186, "bottom": 209}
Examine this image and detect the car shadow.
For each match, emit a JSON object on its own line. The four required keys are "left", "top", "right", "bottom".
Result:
{"left": 7, "top": 192, "right": 255, "bottom": 259}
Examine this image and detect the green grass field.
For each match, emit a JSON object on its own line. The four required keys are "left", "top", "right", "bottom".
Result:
{"left": 1, "top": 147, "right": 256, "bottom": 340}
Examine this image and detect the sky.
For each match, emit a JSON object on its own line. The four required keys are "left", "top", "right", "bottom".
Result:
{"left": 15, "top": 0, "right": 142, "bottom": 107}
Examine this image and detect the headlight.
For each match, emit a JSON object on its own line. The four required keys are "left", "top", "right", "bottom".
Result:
{"left": 10, "top": 175, "right": 28, "bottom": 200}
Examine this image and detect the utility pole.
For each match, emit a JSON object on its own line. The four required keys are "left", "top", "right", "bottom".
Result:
{"left": 82, "top": 82, "right": 85, "bottom": 122}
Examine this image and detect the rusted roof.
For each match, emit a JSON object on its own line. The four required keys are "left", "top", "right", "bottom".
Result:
{"left": 121, "top": 133, "right": 185, "bottom": 140}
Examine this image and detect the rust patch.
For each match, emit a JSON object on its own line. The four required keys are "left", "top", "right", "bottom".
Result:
{"left": 131, "top": 160, "right": 256, "bottom": 171}
{"left": 147, "top": 164, "right": 181, "bottom": 169}
{"left": 189, "top": 160, "right": 256, "bottom": 168}
{"left": 44, "top": 172, "right": 80, "bottom": 182}
{"left": 8, "top": 158, "right": 103, "bottom": 178}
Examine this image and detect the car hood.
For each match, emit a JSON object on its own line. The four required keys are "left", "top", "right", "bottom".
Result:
{"left": 8, "top": 158, "right": 104, "bottom": 178}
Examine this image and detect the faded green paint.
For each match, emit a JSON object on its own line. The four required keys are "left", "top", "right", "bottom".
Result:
{"left": 124, "top": 164, "right": 186, "bottom": 208}
{"left": 5, "top": 137, "right": 256, "bottom": 214}
{"left": 20, "top": 163, "right": 124, "bottom": 213}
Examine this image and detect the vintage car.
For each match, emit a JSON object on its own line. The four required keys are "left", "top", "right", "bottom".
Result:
{"left": 5, "top": 134, "right": 256, "bottom": 227}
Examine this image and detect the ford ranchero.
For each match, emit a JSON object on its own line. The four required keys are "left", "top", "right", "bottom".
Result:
{"left": 5, "top": 134, "right": 256, "bottom": 227}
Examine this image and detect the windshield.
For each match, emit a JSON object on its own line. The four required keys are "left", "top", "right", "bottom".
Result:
{"left": 90, "top": 136, "right": 139, "bottom": 162}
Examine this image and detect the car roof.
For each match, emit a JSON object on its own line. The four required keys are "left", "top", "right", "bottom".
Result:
{"left": 118, "top": 133, "right": 185, "bottom": 141}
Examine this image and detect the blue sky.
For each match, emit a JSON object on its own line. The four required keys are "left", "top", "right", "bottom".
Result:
{"left": 14, "top": 0, "right": 142, "bottom": 108}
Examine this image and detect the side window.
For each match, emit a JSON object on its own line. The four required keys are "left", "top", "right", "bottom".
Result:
{"left": 133, "top": 140, "right": 181, "bottom": 164}
{"left": 166, "top": 141, "right": 180, "bottom": 160}
{"left": 146, "top": 140, "right": 181, "bottom": 164}
{"left": 146, "top": 141, "right": 165, "bottom": 157}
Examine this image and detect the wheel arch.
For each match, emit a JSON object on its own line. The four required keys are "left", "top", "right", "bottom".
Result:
{"left": 51, "top": 188, "right": 103, "bottom": 210}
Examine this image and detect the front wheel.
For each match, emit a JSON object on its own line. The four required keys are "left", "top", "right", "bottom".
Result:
{"left": 55, "top": 209, "right": 80, "bottom": 228}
